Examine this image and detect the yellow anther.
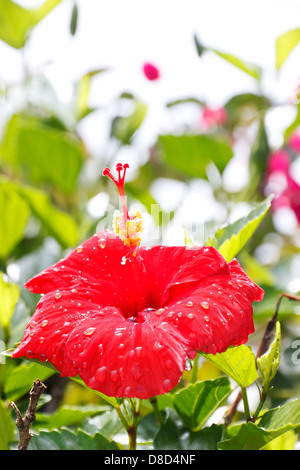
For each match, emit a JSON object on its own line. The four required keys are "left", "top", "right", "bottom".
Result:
{"left": 113, "top": 210, "right": 144, "bottom": 249}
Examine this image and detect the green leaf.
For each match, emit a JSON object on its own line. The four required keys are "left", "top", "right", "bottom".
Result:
{"left": 74, "top": 68, "right": 108, "bottom": 121}
{"left": 70, "top": 2, "right": 78, "bottom": 36}
{"left": 201, "top": 345, "right": 258, "bottom": 388}
{"left": 219, "top": 397, "right": 300, "bottom": 450}
{"left": 0, "top": 400, "right": 15, "bottom": 450}
{"left": 157, "top": 134, "right": 233, "bottom": 180}
{"left": 34, "top": 405, "right": 109, "bottom": 430}
{"left": 0, "top": 0, "right": 62, "bottom": 49}
{"left": 27, "top": 428, "right": 119, "bottom": 450}
{"left": 257, "top": 321, "right": 281, "bottom": 391}
{"left": 173, "top": 377, "right": 231, "bottom": 431}
{"left": 3, "top": 361, "right": 56, "bottom": 402}
{"left": 21, "top": 186, "right": 79, "bottom": 248}
{"left": 0, "top": 272, "right": 20, "bottom": 331}
{"left": 1, "top": 113, "right": 84, "bottom": 194}
{"left": 154, "top": 416, "right": 223, "bottom": 450}
{"left": 206, "top": 196, "right": 272, "bottom": 262}
{"left": 211, "top": 49, "right": 261, "bottom": 80}
{"left": 0, "top": 182, "right": 30, "bottom": 259}
{"left": 111, "top": 99, "right": 147, "bottom": 145}
{"left": 276, "top": 27, "right": 300, "bottom": 70}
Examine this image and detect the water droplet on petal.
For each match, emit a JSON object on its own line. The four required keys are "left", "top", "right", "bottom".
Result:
{"left": 96, "top": 366, "right": 107, "bottom": 383}
{"left": 39, "top": 337, "right": 44, "bottom": 344}
{"left": 184, "top": 358, "right": 193, "bottom": 371}
{"left": 124, "top": 386, "right": 132, "bottom": 396}
{"left": 131, "top": 362, "right": 142, "bottom": 379}
{"left": 55, "top": 291, "right": 62, "bottom": 300}
{"left": 110, "top": 370, "right": 118, "bottom": 382}
{"left": 155, "top": 308, "right": 165, "bottom": 316}
{"left": 238, "top": 282, "right": 243, "bottom": 288}
{"left": 71, "top": 288, "right": 77, "bottom": 294}
{"left": 162, "top": 379, "right": 172, "bottom": 391}
{"left": 187, "top": 313, "right": 194, "bottom": 319}
{"left": 84, "top": 327, "right": 96, "bottom": 336}
{"left": 200, "top": 301, "right": 210, "bottom": 310}
{"left": 186, "top": 301, "right": 193, "bottom": 307}
{"left": 76, "top": 246, "right": 83, "bottom": 253}
{"left": 40, "top": 320, "right": 48, "bottom": 327}
{"left": 204, "top": 315, "right": 210, "bottom": 322}
{"left": 98, "top": 344, "right": 104, "bottom": 355}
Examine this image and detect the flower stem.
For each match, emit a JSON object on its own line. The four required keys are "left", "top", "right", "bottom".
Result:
{"left": 241, "top": 387, "right": 252, "bottom": 422}
{"left": 128, "top": 425, "right": 137, "bottom": 450}
{"left": 115, "top": 399, "right": 141, "bottom": 450}
{"left": 150, "top": 396, "right": 164, "bottom": 425}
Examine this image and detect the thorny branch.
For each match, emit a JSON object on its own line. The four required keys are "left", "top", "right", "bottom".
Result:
{"left": 10, "top": 379, "right": 47, "bottom": 450}
{"left": 225, "top": 292, "right": 300, "bottom": 426}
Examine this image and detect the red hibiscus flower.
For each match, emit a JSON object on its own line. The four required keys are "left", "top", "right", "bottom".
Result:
{"left": 12, "top": 164, "right": 264, "bottom": 399}
{"left": 142, "top": 62, "right": 160, "bottom": 81}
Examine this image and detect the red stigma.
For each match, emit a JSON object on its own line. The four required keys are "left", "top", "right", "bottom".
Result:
{"left": 103, "top": 163, "right": 129, "bottom": 222}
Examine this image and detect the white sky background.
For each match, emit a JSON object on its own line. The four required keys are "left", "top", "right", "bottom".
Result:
{"left": 2, "top": 0, "right": 300, "bottom": 246}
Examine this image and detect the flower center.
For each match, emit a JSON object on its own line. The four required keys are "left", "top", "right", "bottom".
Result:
{"left": 103, "top": 163, "right": 143, "bottom": 249}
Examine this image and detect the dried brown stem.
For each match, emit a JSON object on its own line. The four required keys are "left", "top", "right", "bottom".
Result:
{"left": 11, "top": 379, "right": 47, "bottom": 450}
{"left": 225, "top": 292, "right": 300, "bottom": 426}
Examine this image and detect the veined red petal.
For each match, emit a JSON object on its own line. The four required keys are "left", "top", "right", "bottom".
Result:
{"left": 155, "top": 258, "right": 264, "bottom": 354}
{"left": 138, "top": 245, "right": 229, "bottom": 307}
{"left": 14, "top": 232, "right": 264, "bottom": 398}
{"left": 24, "top": 231, "right": 148, "bottom": 317}
{"left": 12, "top": 289, "right": 193, "bottom": 398}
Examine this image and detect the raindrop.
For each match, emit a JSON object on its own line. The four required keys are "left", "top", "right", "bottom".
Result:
{"left": 110, "top": 370, "right": 119, "bottom": 382}
{"left": 131, "top": 362, "right": 142, "bottom": 379}
{"left": 40, "top": 320, "right": 48, "bottom": 327}
{"left": 200, "top": 301, "right": 210, "bottom": 310}
{"left": 39, "top": 337, "right": 44, "bottom": 344}
{"left": 185, "top": 358, "right": 193, "bottom": 371}
{"left": 124, "top": 386, "right": 132, "bottom": 396}
{"left": 204, "top": 315, "right": 210, "bottom": 322}
{"left": 55, "top": 291, "right": 62, "bottom": 300}
{"left": 96, "top": 366, "right": 107, "bottom": 383}
{"left": 187, "top": 313, "right": 194, "bottom": 319}
{"left": 155, "top": 308, "right": 165, "bottom": 316}
{"left": 84, "top": 327, "right": 96, "bottom": 336}
{"left": 76, "top": 246, "right": 83, "bottom": 253}
{"left": 186, "top": 301, "right": 193, "bottom": 307}
{"left": 71, "top": 288, "right": 77, "bottom": 294}
{"left": 98, "top": 344, "right": 104, "bottom": 355}
{"left": 162, "top": 379, "right": 172, "bottom": 391}
{"left": 135, "top": 346, "right": 142, "bottom": 358}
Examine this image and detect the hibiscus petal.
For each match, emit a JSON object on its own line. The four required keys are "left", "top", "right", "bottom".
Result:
{"left": 12, "top": 289, "right": 193, "bottom": 398}
{"left": 156, "top": 258, "right": 264, "bottom": 354}
{"left": 138, "top": 245, "right": 229, "bottom": 306}
{"left": 24, "top": 231, "right": 147, "bottom": 317}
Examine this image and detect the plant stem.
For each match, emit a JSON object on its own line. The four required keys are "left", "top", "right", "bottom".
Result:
{"left": 128, "top": 425, "right": 137, "bottom": 450}
{"left": 241, "top": 387, "right": 252, "bottom": 422}
{"left": 115, "top": 399, "right": 141, "bottom": 450}
{"left": 150, "top": 396, "right": 164, "bottom": 425}
{"left": 252, "top": 388, "right": 269, "bottom": 421}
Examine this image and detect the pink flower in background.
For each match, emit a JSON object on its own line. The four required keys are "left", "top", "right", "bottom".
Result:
{"left": 200, "top": 106, "right": 227, "bottom": 129}
{"left": 288, "top": 132, "right": 300, "bottom": 153}
{"left": 143, "top": 62, "right": 160, "bottom": 81}
{"left": 265, "top": 150, "right": 300, "bottom": 223}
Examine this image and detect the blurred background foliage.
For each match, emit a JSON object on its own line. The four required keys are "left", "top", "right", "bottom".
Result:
{"left": 0, "top": 0, "right": 300, "bottom": 450}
